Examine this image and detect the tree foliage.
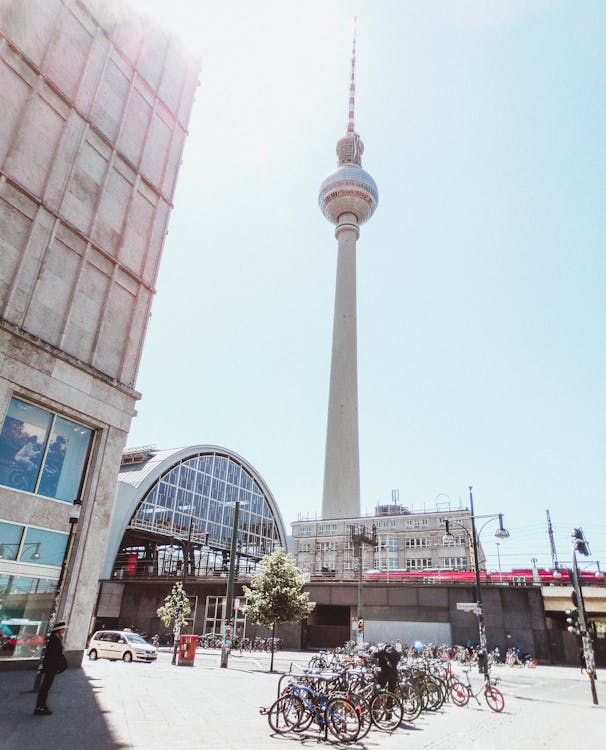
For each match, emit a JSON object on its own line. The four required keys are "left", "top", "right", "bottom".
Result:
{"left": 156, "top": 581, "right": 191, "bottom": 630}
{"left": 243, "top": 548, "right": 315, "bottom": 628}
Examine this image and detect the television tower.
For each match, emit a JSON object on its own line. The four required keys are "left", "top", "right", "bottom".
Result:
{"left": 319, "top": 21, "right": 378, "bottom": 519}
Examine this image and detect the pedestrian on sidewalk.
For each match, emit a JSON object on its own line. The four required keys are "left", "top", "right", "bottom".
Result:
{"left": 34, "top": 621, "right": 68, "bottom": 716}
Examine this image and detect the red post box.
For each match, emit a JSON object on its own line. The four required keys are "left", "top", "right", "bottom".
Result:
{"left": 178, "top": 634, "right": 198, "bottom": 666}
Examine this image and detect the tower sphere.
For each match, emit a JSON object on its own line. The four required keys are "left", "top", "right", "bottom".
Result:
{"left": 319, "top": 164, "right": 378, "bottom": 226}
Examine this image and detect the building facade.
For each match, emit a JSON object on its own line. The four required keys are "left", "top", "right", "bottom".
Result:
{"left": 292, "top": 503, "right": 482, "bottom": 581}
{"left": 95, "top": 445, "right": 288, "bottom": 640}
{"left": 0, "top": 0, "right": 198, "bottom": 664}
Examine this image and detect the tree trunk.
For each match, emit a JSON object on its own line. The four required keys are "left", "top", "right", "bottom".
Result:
{"left": 270, "top": 622, "right": 276, "bottom": 672}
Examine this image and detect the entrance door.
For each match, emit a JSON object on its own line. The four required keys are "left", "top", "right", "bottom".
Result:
{"left": 306, "top": 605, "right": 350, "bottom": 649}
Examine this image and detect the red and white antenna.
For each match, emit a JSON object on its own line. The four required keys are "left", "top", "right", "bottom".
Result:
{"left": 347, "top": 17, "right": 357, "bottom": 134}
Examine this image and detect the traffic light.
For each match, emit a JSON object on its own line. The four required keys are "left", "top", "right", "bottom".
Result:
{"left": 572, "top": 528, "right": 590, "bottom": 556}
{"left": 565, "top": 609, "right": 580, "bottom": 635}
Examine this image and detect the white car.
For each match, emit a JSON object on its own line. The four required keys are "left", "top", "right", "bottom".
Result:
{"left": 88, "top": 630, "right": 157, "bottom": 663}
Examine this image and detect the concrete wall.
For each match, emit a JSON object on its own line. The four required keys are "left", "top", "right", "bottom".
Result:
{"left": 100, "top": 579, "right": 553, "bottom": 658}
{"left": 304, "top": 581, "right": 551, "bottom": 658}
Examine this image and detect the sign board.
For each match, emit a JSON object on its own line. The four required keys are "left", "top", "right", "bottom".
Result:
{"left": 456, "top": 602, "right": 482, "bottom": 614}
{"left": 233, "top": 598, "right": 240, "bottom": 611}
{"left": 223, "top": 623, "right": 233, "bottom": 646}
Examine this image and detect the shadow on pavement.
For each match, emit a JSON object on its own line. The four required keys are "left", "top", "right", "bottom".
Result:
{"left": 0, "top": 667, "right": 129, "bottom": 749}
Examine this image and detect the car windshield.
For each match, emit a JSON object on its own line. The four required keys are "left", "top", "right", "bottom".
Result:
{"left": 125, "top": 633, "right": 148, "bottom": 644}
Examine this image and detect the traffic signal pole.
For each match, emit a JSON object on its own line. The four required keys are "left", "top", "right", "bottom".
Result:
{"left": 570, "top": 530, "right": 598, "bottom": 705}
{"left": 221, "top": 500, "right": 240, "bottom": 668}
{"left": 350, "top": 523, "right": 377, "bottom": 645}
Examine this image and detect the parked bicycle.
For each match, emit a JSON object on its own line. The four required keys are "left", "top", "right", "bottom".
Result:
{"left": 449, "top": 667, "right": 505, "bottom": 712}
{"left": 266, "top": 673, "right": 360, "bottom": 742}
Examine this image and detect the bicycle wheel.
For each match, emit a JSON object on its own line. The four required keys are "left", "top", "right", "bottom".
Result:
{"left": 424, "top": 678, "right": 445, "bottom": 711}
{"left": 325, "top": 697, "right": 360, "bottom": 743}
{"left": 307, "top": 656, "right": 325, "bottom": 670}
{"left": 395, "top": 683, "right": 423, "bottom": 723}
{"left": 370, "top": 691, "right": 403, "bottom": 731}
{"left": 449, "top": 681, "right": 470, "bottom": 707}
{"left": 484, "top": 685, "right": 505, "bottom": 713}
{"left": 337, "top": 693, "right": 371, "bottom": 741}
{"left": 267, "top": 695, "right": 305, "bottom": 734}
{"left": 430, "top": 675, "right": 448, "bottom": 702}
{"left": 281, "top": 687, "right": 315, "bottom": 732}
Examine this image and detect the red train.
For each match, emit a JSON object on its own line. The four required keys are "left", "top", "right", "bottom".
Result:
{"left": 362, "top": 567, "right": 604, "bottom": 586}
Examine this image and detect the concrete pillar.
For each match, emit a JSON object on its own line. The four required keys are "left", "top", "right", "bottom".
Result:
{"left": 322, "top": 213, "right": 361, "bottom": 519}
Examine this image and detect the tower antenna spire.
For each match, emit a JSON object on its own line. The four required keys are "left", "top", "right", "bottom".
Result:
{"left": 347, "top": 17, "right": 357, "bottom": 134}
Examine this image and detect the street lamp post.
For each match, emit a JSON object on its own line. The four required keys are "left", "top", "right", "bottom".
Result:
{"left": 445, "top": 486, "right": 509, "bottom": 679}
{"left": 468, "top": 487, "right": 489, "bottom": 676}
{"left": 220, "top": 499, "right": 241, "bottom": 668}
{"left": 496, "top": 542, "right": 502, "bottom": 583}
{"left": 33, "top": 500, "right": 81, "bottom": 691}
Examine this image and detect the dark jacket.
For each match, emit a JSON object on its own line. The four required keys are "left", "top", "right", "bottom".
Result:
{"left": 43, "top": 632, "right": 66, "bottom": 674}
{"left": 375, "top": 645, "right": 400, "bottom": 672}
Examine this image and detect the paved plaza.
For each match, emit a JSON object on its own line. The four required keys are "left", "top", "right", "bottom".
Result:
{"left": 0, "top": 650, "right": 604, "bottom": 750}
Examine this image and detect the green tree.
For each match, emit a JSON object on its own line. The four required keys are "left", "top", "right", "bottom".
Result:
{"left": 243, "top": 548, "right": 315, "bottom": 671}
{"left": 157, "top": 581, "right": 191, "bottom": 630}
{"left": 157, "top": 582, "right": 191, "bottom": 664}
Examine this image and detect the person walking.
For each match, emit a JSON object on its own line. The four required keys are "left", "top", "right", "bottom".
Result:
{"left": 34, "top": 621, "right": 68, "bottom": 716}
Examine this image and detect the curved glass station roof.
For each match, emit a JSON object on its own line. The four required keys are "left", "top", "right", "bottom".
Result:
{"left": 108, "top": 446, "right": 287, "bottom": 580}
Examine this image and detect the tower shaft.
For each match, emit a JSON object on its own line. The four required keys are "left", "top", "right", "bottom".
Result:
{"left": 318, "top": 21, "right": 377, "bottom": 521}
{"left": 322, "top": 216, "right": 361, "bottom": 519}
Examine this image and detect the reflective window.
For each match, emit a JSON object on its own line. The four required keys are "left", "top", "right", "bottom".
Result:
{"left": 119, "top": 452, "right": 283, "bottom": 579}
{"left": 0, "top": 573, "right": 58, "bottom": 660}
{"left": 0, "top": 521, "right": 68, "bottom": 567}
{"left": 22, "top": 527, "right": 68, "bottom": 567}
{"left": 0, "top": 398, "right": 93, "bottom": 503}
{"left": 0, "top": 522, "right": 24, "bottom": 560}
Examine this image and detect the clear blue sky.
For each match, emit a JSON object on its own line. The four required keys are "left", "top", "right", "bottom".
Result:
{"left": 126, "top": 0, "right": 605, "bottom": 574}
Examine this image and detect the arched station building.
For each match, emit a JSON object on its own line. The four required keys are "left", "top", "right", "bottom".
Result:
{"left": 95, "top": 445, "right": 288, "bottom": 641}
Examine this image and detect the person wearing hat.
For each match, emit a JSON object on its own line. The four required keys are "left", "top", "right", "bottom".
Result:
{"left": 34, "top": 621, "right": 68, "bottom": 716}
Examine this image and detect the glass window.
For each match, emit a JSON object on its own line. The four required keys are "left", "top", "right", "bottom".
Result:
{"left": 21, "top": 527, "right": 68, "bottom": 567}
{"left": 240, "top": 471, "right": 253, "bottom": 492}
{"left": 215, "top": 457, "right": 227, "bottom": 480}
{"left": 0, "top": 398, "right": 92, "bottom": 503}
{"left": 0, "top": 400, "right": 51, "bottom": 493}
{"left": 0, "top": 573, "right": 58, "bottom": 661}
{"left": 124, "top": 450, "right": 284, "bottom": 580}
{"left": 0, "top": 521, "right": 25, "bottom": 560}
{"left": 224, "top": 483, "right": 238, "bottom": 504}
{"left": 37, "top": 417, "right": 92, "bottom": 502}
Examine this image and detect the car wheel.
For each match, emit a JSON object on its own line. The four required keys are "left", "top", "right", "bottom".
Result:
{"left": 123, "top": 651, "right": 133, "bottom": 663}
{"left": 88, "top": 649, "right": 98, "bottom": 661}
